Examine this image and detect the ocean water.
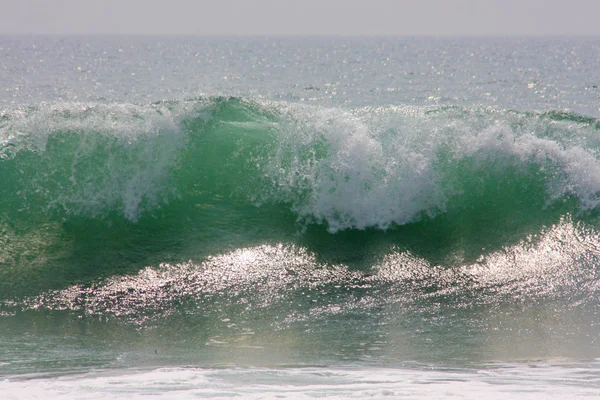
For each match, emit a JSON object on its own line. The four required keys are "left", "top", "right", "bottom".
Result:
{"left": 1, "top": 36, "right": 600, "bottom": 399}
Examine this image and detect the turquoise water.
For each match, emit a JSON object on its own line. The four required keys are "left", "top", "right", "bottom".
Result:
{"left": 1, "top": 37, "right": 600, "bottom": 398}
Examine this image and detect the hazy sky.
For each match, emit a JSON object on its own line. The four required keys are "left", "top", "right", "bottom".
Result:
{"left": 3, "top": 0, "right": 600, "bottom": 36}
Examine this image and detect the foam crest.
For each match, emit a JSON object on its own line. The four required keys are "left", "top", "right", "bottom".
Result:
{"left": 457, "top": 121, "right": 600, "bottom": 209}
{"left": 0, "top": 101, "right": 198, "bottom": 220}
{"left": 266, "top": 104, "right": 445, "bottom": 231}
{"left": 264, "top": 103, "right": 600, "bottom": 231}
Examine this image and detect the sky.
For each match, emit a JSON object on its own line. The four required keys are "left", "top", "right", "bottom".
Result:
{"left": 2, "top": 0, "right": 600, "bottom": 36}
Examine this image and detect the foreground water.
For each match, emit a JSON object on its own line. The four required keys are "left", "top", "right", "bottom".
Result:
{"left": 1, "top": 36, "right": 600, "bottom": 398}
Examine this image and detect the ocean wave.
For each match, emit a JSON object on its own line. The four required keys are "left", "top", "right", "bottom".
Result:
{"left": 2, "top": 97, "right": 599, "bottom": 228}
{"left": 2, "top": 97, "right": 600, "bottom": 296}
{"left": 10, "top": 216, "right": 600, "bottom": 327}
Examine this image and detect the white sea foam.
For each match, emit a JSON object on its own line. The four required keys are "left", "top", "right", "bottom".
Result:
{"left": 265, "top": 103, "right": 600, "bottom": 231}
{"left": 2, "top": 363, "right": 599, "bottom": 399}
{"left": 0, "top": 101, "right": 199, "bottom": 220}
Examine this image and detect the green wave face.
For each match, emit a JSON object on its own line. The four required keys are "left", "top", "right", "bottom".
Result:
{"left": 1, "top": 98, "right": 600, "bottom": 297}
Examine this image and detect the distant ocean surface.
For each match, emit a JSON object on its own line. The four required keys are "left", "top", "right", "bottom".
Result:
{"left": 1, "top": 36, "right": 600, "bottom": 399}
